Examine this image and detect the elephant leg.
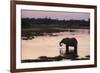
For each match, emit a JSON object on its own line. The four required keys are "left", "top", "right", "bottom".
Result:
{"left": 65, "top": 45, "right": 69, "bottom": 54}
{"left": 74, "top": 45, "right": 78, "bottom": 56}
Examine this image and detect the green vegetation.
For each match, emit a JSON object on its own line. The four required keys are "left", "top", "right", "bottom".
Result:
{"left": 22, "top": 18, "right": 90, "bottom": 29}
{"left": 21, "top": 56, "right": 64, "bottom": 63}
{"left": 21, "top": 18, "right": 90, "bottom": 38}
{"left": 21, "top": 55, "right": 90, "bottom": 63}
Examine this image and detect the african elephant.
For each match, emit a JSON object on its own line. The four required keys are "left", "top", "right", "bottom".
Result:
{"left": 59, "top": 37, "right": 78, "bottom": 56}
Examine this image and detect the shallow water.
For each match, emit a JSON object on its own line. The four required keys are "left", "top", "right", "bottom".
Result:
{"left": 21, "top": 29, "right": 90, "bottom": 60}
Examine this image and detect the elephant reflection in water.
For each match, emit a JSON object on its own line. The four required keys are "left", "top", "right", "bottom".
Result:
{"left": 59, "top": 37, "right": 78, "bottom": 57}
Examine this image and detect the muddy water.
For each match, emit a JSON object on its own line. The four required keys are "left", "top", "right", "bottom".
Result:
{"left": 21, "top": 29, "right": 90, "bottom": 60}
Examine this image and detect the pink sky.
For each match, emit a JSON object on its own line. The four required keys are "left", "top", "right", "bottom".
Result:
{"left": 21, "top": 10, "right": 90, "bottom": 21}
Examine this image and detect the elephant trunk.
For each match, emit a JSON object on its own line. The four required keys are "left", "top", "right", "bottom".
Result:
{"left": 59, "top": 42, "right": 63, "bottom": 47}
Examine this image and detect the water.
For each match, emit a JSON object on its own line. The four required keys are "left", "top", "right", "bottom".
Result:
{"left": 21, "top": 29, "right": 90, "bottom": 60}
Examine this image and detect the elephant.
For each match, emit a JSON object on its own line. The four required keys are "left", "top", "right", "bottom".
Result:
{"left": 59, "top": 37, "right": 78, "bottom": 57}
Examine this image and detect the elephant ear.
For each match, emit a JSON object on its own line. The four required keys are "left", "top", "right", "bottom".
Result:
{"left": 59, "top": 38, "right": 66, "bottom": 46}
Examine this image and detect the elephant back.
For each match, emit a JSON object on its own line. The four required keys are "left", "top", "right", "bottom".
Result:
{"left": 69, "top": 38, "right": 78, "bottom": 46}
{"left": 63, "top": 37, "right": 78, "bottom": 46}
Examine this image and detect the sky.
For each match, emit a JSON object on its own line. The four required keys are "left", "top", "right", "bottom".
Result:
{"left": 21, "top": 10, "right": 90, "bottom": 21}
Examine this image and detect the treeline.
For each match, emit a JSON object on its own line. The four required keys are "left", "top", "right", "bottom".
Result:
{"left": 21, "top": 18, "right": 90, "bottom": 39}
{"left": 21, "top": 18, "right": 90, "bottom": 29}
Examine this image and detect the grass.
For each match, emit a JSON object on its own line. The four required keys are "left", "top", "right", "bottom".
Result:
{"left": 21, "top": 54, "right": 90, "bottom": 63}
{"left": 21, "top": 56, "right": 64, "bottom": 63}
{"left": 21, "top": 28, "right": 78, "bottom": 39}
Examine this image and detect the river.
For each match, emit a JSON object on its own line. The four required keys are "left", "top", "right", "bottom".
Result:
{"left": 21, "top": 29, "right": 90, "bottom": 60}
